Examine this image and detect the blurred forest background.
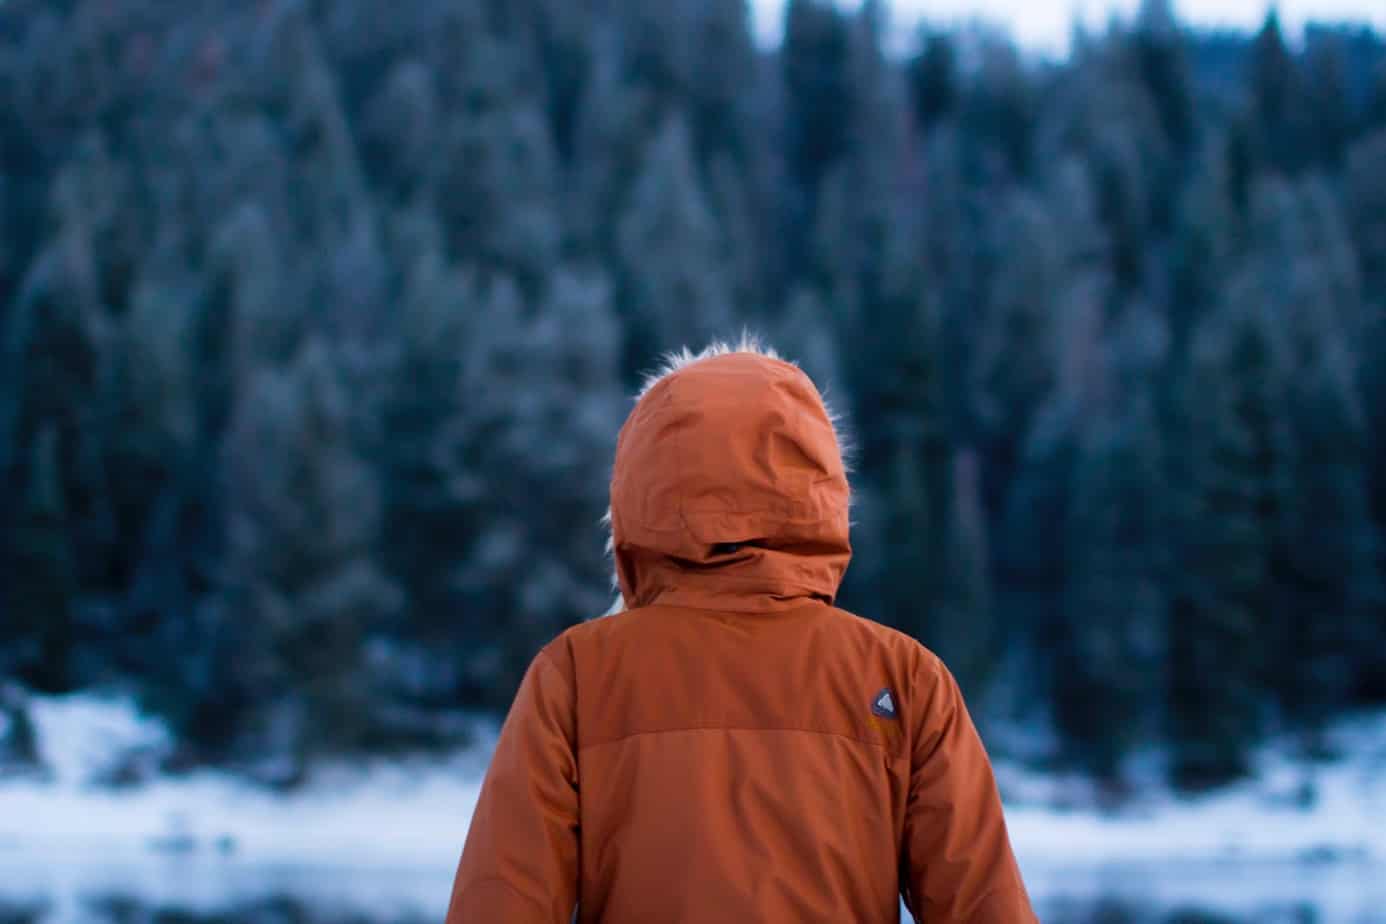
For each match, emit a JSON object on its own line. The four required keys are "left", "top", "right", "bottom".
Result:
{"left": 1, "top": 0, "right": 1384, "bottom": 793}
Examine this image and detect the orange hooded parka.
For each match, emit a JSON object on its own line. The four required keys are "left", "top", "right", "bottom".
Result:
{"left": 446, "top": 344, "right": 1036, "bottom": 923}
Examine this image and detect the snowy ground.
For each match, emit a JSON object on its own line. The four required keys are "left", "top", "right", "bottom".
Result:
{"left": 2, "top": 696, "right": 494, "bottom": 865}
{"left": 4, "top": 694, "right": 1385, "bottom": 921}
{"left": 1000, "top": 709, "right": 1386, "bottom": 865}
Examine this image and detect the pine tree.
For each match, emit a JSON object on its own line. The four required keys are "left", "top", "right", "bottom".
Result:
{"left": 433, "top": 15, "right": 561, "bottom": 291}
{"left": 204, "top": 201, "right": 301, "bottom": 407}
{"left": 444, "top": 269, "right": 624, "bottom": 703}
{"left": 780, "top": 0, "right": 853, "bottom": 273}
{"left": 1, "top": 426, "right": 78, "bottom": 693}
{"left": 907, "top": 30, "right": 958, "bottom": 133}
{"left": 1360, "top": 311, "right": 1386, "bottom": 702}
{"left": 1249, "top": 11, "right": 1307, "bottom": 174}
{"left": 209, "top": 340, "right": 402, "bottom": 778}
{"left": 1278, "top": 358, "right": 1378, "bottom": 729}
{"left": 1170, "top": 135, "right": 1242, "bottom": 348}
{"left": 1302, "top": 32, "right": 1354, "bottom": 169}
{"left": 1132, "top": 0, "right": 1197, "bottom": 157}
{"left": 616, "top": 115, "right": 735, "bottom": 371}
{"left": 377, "top": 203, "right": 623, "bottom": 712}
{"left": 782, "top": 0, "right": 852, "bottom": 197}
{"left": 817, "top": 0, "right": 907, "bottom": 302}
{"left": 1041, "top": 33, "right": 1171, "bottom": 293}
{"left": 0, "top": 149, "right": 118, "bottom": 691}
{"left": 814, "top": 12, "right": 958, "bottom": 650}
{"left": 1352, "top": 133, "right": 1386, "bottom": 700}
{"left": 1365, "top": 61, "right": 1386, "bottom": 136}
{"left": 932, "top": 449, "right": 998, "bottom": 699}
{"left": 687, "top": 0, "right": 759, "bottom": 164}
{"left": 986, "top": 161, "right": 1109, "bottom": 721}
{"left": 1347, "top": 130, "right": 1386, "bottom": 308}
{"left": 996, "top": 396, "right": 1082, "bottom": 724}
{"left": 971, "top": 191, "right": 1063, "bottom": 516}
{"left": 1170, "top": 280, "right": 1292, "bottom": 787}
{"left": 97, "top": 241, "right": 203, "bottom": 601}
{"left": 914, "top": 125, "right": 987, "bottom": 439}
{"left": 707, "top": 152, "right": 768, "bottom": 318}
{"left": 1250, "top": 178, "right": 1381, "bottom": 730}
{"left": 568, "top": 29, "right": 653, "bottom": 257}
{"left": 1057, "top": 386, "right": 1168, "bottom": 780}
{"left": 957, "top": 37, "right": 1035, "bottom": 181}
{"left": 374, "top": 211, "right": 477, "bottom": 708}
{"left": 528, "top": 0, "right": 599, "bottom": 164}
{"left": 864, "top": 288, "right": 948, "bottom": 631}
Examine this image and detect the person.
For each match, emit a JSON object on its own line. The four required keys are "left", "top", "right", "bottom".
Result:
{"left": 445, "top": 340, "right": 1036, "bottom": 923}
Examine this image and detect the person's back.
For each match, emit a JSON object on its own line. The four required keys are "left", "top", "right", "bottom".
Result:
{"left": 447, "top": 343, "right": 1036, "bottom": 923}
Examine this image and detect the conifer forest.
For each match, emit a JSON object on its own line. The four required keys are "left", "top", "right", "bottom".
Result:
{"left": 2, "top": 0, "right": 1386, "bottom": 792}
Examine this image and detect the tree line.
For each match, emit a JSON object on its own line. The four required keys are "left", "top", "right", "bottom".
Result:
{"left": 1, "top": 0, "right": 1384, "bottom": 789}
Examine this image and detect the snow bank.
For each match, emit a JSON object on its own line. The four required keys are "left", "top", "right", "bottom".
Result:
{"left": 5, "top": 692, "right": 1385, "bottom": 872}
{"left": 1000, "top": 710, "right": 1386, "bottom": 866}
{"left": 3, "top": 694, "right": 493, "bottom": 865}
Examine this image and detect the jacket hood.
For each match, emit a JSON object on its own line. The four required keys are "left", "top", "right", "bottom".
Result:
{"left": 606, "top": 340, "right": 851, "bottom": 614}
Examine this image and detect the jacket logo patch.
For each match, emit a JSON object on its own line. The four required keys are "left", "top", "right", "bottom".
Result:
{"left": 872, "top": 687, "right": 897, "bottom": 719}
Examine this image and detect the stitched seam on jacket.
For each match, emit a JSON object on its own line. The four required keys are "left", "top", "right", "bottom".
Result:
{"left": 962, "top": 885, "right": 1032, "bottom": 924}
{"left": 454, "top": 876, "right": 548, "bottom": 916}
{"left": 578, "top": 724, "right": 894, "bottom": 754}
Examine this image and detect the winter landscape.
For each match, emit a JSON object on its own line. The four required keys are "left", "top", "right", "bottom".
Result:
{"left": 4, "top": 0, "right": 1386, "bottom": 920}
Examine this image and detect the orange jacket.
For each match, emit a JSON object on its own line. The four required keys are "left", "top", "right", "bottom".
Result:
{"left": 447, "top": 347, "right": 1035, "bottom": 923}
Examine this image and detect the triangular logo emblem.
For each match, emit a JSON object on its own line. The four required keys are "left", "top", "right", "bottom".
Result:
{"left": 872, "top": 687, "right": 897, "bottom": 719}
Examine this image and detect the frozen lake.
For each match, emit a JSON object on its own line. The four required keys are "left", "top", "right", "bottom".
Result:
{"left": 1, "top": 852, "right": 1382, "bottom": 924}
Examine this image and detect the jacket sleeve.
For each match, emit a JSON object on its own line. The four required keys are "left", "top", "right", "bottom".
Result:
{"left": 446, "top": 647, "right": 580, "bottom": 924}
{"left": 900, "top": 655, "right": 1036, "bottom": 923}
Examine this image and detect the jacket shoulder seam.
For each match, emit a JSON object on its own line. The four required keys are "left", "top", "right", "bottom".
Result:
{"left": 533, "top": 645, "right": 576, "bottom": 704}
